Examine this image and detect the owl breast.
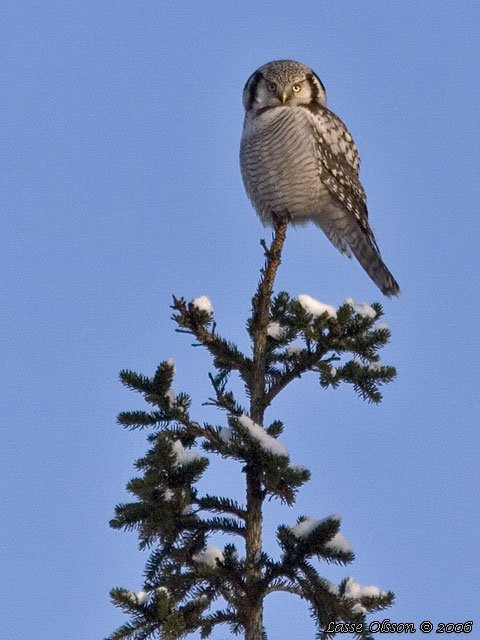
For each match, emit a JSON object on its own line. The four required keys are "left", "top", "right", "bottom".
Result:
{"left": 240, "top": 107, "right": 332, "bottom": 226}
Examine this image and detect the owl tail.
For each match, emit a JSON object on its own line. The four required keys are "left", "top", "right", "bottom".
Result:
{"left": 351, "top": 237, "right": 400, "bottom": 298}
{"left": 319, "top": 216, "right": 400, "bottom": 297}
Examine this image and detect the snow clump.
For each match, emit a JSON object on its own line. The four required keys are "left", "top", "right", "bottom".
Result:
{"left": 290, "top": 514, "right": 341, "bottom": 539}
{"left": 218, "top": 427, "right": 234, "bottom": 443}
{"left": 288, "top": 464, "right": 307, "bottom": 473}
{"left": 192, "top": 545, "right": 224, "bottom": 567}
{"left": 352, "top": 602, "right": 367, "bottom": 614}
{"left": 324, "top": 532, "right": 352, "bottom": 553}
{"left": 163, "top": 488, "right": 174, "bottom": 501}
{"left": 344, "top": 577, "right": 387, "bottom": 599}
{"left": 166, "top": 358, "right": 176, "bottom": 374}
{"left": 192, "top": 296, "right": 213, "bottom": 315}
{"left": 171, "top": 440, "right": 204, "bottom": 466}
{"left": 286, "top": 345, "right": 302, "bottom": 355}
{"left": 194, "top": 594, "right": 209, "bottom": 604}
{"left": 182, "top": 504, "right": 195, "bottom": 515}
{"left": 267, "top": 321, "right": 286, "bottom": 339}
{"left": 136, "top": 590, "right": 149, "bottom": 605}
{"left": 237, "top": 415, "right": 288, "bottom": 458}
{"left": 355, "top": 302, "right": 377, "bottom": 319}
{"left": 324, "top": 580, "right": 340, "bottom": 596}
{"left": 164, "top": 388, "right": 175, "bottom": 407}
{"left": 298, "top": 294, "right": 337, "bottom": 319}
{"left": 344, "top": 297, "right": 377, "bottom": 319}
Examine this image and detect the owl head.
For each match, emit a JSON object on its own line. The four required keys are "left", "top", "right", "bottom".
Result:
{"left": 242, "top": 60, "right": 326, "bottom": 112}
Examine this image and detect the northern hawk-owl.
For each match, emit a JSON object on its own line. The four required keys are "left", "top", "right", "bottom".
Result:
{"left": 240, "top": 60, "right": 400, "bottom": 297}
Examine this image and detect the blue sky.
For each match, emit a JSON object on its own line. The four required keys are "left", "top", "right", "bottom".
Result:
{"left": 2, "top": 1, "right": 479, "bottom": 638}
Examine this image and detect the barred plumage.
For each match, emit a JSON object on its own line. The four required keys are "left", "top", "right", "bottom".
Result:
{"left": 240, "top": 59, "right": 400, "bottom": 297}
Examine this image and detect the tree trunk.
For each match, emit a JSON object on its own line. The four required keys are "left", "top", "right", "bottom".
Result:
{"left": 245, "top": 223, "right": 287, "bottom": 640}
{"left": 245, "top": 469, "right": 263, "bottom": 640}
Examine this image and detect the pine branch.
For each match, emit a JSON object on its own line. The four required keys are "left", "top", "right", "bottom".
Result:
{"left": 117, "top": 410, "right": 171, "bottom": 430}
{"left": 119, "top": 370, "right": 153, "bottom": 395}
{"left": 264, "top": 349, "right": 325, "bottom": 405}
{"left": 193, "top": 516, "right": 247, "bottom": 538}
{"left": 197, "top": 495, "right": 247, "bottom": 520}
{"left": 204, "top": 372, "right": 247, "bottom": 415}
{"left": 336, "top": 359, "right": 396, "bottom": 404}
{"left": 106, "top": 620, "right": 151, "bottom": 640}
{"left": 264, "top": 578, "right": 305, "bottom": 598}
{"left": 199, "top": 608, "right": 240, "bottom": 639}
{"left": 171, "top": 297, "right": 252, "bottom": 379}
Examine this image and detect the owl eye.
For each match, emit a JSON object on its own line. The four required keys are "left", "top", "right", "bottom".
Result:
{"left": 292, "top": 83, "right": 302, "bottom": 93}
{"left": 267, "top": 82, "right": 276, "bottom": 92}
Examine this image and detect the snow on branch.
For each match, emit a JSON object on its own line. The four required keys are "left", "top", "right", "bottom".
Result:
{"left": 192, "top": 545, "right": 224, "bottom": 567}
{"left": 290, "top": 514, "right": 341, "bottom": 539}
{"left": 171, "top": 439, "right": 205, "bottom": 466}
{"left": 344, "top": 577, "right": 388, "bottom": 599}
{"left": 237, "top": 414, "right": 289, "bottom": 458}
{"left": 298, "top": 294, "right": 337, "bottom": 319}
{"left": 192, "top": 296, "right": 214, "bottom": 315}
{"left": 344, "top": 297, "right": 377, "bottom": 319}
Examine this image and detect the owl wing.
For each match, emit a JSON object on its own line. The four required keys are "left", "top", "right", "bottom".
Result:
{"left": 300, "top": 104, "right": 400, "bottom": 297}
{"left": 301, "top": 104, "right": 381, "bottom": 255}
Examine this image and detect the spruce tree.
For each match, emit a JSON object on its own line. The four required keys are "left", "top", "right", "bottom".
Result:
{"left": 107, "top": 222, "right": 395, "bottom": 640}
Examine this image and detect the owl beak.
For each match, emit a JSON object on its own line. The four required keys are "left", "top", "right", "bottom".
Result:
{"left": 281, "top": 89, "right": 288, "bottom": 104}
